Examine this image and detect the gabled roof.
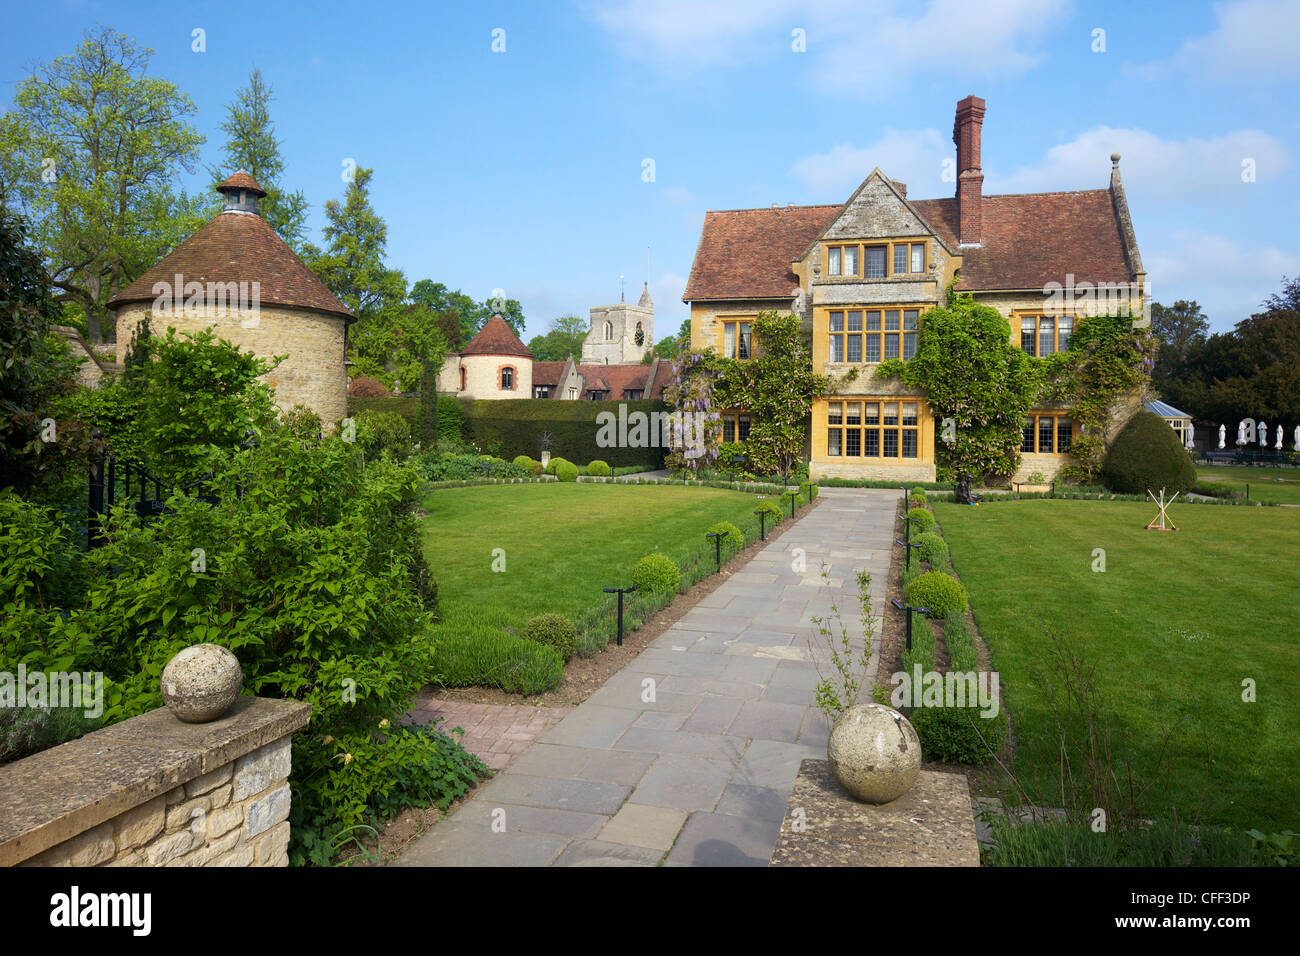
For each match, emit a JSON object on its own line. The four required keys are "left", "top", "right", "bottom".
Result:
{"left": 682, "top": 205, "right": 842, "bottom": 301}
{"left": 574, "top": 363, "right": 653, "bottom": 398}
{"left": 461, "top": 314, "right": 532, "bottom": 358}
{"left": 683, "top": 187, "right": 1135, "bottom": 300}
{"left": 532, "top": 361, "right": 566, "bottom": 386}
{"left": 109, "top": 207, "right": 355, "bottom": 321}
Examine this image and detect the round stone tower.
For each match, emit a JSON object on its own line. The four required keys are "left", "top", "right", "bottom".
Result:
{"left": 107, "top": 171, "right": 355, "bottom": 429}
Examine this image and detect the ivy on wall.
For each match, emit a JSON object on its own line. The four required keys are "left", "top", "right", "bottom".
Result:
{"left": 877, "top": 292, "right": 1040, "bottom": 495}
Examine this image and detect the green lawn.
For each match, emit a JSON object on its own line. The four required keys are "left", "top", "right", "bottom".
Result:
{"left": 418, "top": 483, "right": 783, "bottom": 691}
{"left": 1196, "top": 464, "right": 1300, "bottom": 504}
{"left": 937, "top": 499, "right": 1300, "bottom": 831}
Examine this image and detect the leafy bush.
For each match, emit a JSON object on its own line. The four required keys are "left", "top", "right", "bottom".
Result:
{"left": 523, "top": 613, "right": 577, "bottom": 662}
{"left": 905, "top": 507, "right": 936, "bottom": 533}
{"left": 587, "top": 459, "right": 611, "bottom": 477}
{"left": 353, "top": 408, "right": 413, "bottom": 461}
{"left": 545, "top": 456, "right": 571, "bottom": 476}
{"left": 1103, "top": 410, "right": 1197, "bottom": 495}
{"left": 631, "top": 552, "right": 681, "bottom": 595}
{"left": 916, "top": 532, "right": 949, "bottom": 567}
{"left": 1192, "top": 481, "right": 1240, "bottom": 499}
{"left": 908, "top": 492, "right": 927, "bottom": 509}
{"left": 512, "top": 455, "right": 542, "bottom": 475}
{"left": 1025, "top": 470, "right": 1048, "bottom": 485}
{"left": 911, "top": 703, "right": 1006, "bottom": 763}
{"left": 419, "top": 450, "right": 529, "bottom": 481}
{"left": 348, "top": 374, "right": 391, "bottom": 398}
{"left": 754, "top": 500, "right": 783, "bottom": 525}
{"left": 706, "top": 520, "right": 744, "bottom": 558}
{"left": 283, "top": 404, "right": 323, "bottom": 442}
{"left": 905, "top": 571, "right": 968, "bottom": 618}
{"left": 554, "top": 459, "right": 579, "bottom": 482}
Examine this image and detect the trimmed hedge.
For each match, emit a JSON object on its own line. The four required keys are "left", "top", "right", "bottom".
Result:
{"left": 754, "top": 501, "right": 783, "bottom": 524}
{"left": 911, "top": 703, "right": 1007, "bottom": 764}
{"left": 1103, "top": 410, "right": 1197, "bottom": 495}
{"left": 513, "top": 455, "right": 543, "bottom": 475}
{"left": 706, "top": 520, "right": 744, "bottom": 557}
{"left": 904, "top": 570, "right": 968, "bottom": 618}
{"left": 916, "top": 532, "right": 949, "bottom": 567}
{"left": 905, "top": 507, "right": 936, "bottom": 533}
{"left": 544, "top": 456, "right": 571, "bottom": 476}
{"left": 350, "top": 395, "right": 462, "bottom": 445}
{"left": 523, "top": 613, "right": 577, "bottom": 662}
{"left": 554, "top": 460, "right": 579, "bottom": 482}
{"left": 631, "top": 552, "right": 681, "bottom": 595}
{"left": 588, "top": 460, "right": 611, "bottom": 477}
{"left": 459, "top": 398, "right": 668, "bottom": 468}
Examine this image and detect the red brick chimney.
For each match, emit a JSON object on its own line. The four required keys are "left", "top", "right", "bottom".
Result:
{"left": 953, "top": 95, "right": 986, "bottom": 246}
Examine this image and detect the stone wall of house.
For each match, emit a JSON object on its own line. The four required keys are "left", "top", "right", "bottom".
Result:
{"left": 0, "top": 697, "right": 310, "bottom": 868}
{"left": 113, "top": 303, "right": 348, "bottom": 429}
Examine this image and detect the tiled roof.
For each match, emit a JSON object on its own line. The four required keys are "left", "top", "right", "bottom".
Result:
{"left": 532, "top": 361, "right": 566, "bottom": 386}
{"left": 682, "top": 205, "right": 842, "bottom": 300}
{"left": 461, "top": 314, "right": 533, "bottom": 358}
{"left": 684, "top": 190, "right": 1135, "bottom": 299}
{"left": 109, "top": 210, "right": 355, "bottom": 320}
{"left": 218, "top": 170, "right": 265, "bottom": 195}
{"left": 574, "top": 363, "right": 651, "bottom": 398}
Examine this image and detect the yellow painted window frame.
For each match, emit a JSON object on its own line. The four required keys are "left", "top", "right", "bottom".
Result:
{"left": 1021, "top": 412, "right": 1075, "bottom": 455}
{"left": 825, "top": 239, "right": 927, "bottom": 279}
{"left": 716, "top": 316, "right": 757, "bottom": 360}
{"left": 1014, "top": 310, "right": 1076, "bottom": 357}
{"left": 824, "top": 305, "right": 925, "bottom": 364}
{"left": 720, "top": 409, "right": 752, "bottom": 444}
{"left": 824, "top": 398, "right": 922, "bottom": 460}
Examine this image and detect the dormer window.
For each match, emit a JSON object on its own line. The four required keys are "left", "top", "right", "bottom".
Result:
{"left": 826, "top": 241, "right": 927, "bottom": 279}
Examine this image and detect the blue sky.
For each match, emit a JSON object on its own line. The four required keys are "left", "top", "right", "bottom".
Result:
{"left": 4, "top": 0, "right": 1297, "bottom": 338}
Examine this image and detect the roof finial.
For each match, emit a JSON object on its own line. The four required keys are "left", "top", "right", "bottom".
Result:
{"left": 619, "top": 274, "right": 625, "bottom": 302}
{"left": 1111, "top": 152, "right": 1121, "bottom": 168}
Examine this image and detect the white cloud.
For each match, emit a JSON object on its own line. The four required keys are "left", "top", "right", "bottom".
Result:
{"left": 1130, "top": 0, "right": 1300, "bottom": 81}
{"left": 791, "top": 128, "right": 950, "bottom": 197}
{"left": 583, "top": 0, "right": 1069, "bottom": 94}
{"left": 1145, "top": 229, "right": 1300, "bottom": 329}
{"left": 986, "top": 126, "right": 1289, "bottom": 199}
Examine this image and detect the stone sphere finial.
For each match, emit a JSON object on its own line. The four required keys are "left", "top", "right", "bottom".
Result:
{"left": 827, "top": 702, "right": 921, "bottom": 803}
{"left": 160, "top": 644, "right": 243, "bottom": 723}
{"left": 1111, "top": 152, "right": 1121, "bottom": 166}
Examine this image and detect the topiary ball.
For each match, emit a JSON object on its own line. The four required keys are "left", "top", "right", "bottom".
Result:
{"left": 905, "top": 507, "right": 936, "bottom": 533}
{"left": 1103, "top": 410, "right": 1197, "bottom": 495}
{"left": 555, "top": 460, "right": 579, "bottom": 482}
{"left": 706, "top": 520, "right": 744, "bottom": 557}
{"left": 523, "top": 613, "right": 577, "bottom": 662}
{"left": 915, "top": 532, "right": 948, "bottom": 567}
{"left": 904, "top": 570, "right": 968, "bottom": 618}
{"left": 588, "top": 460, "right": 611, "bottom": 477}
{"left": 631, "top": 552, "right": 681, "bottom": 595}
{"left": 908, "top": 492, "right": 927, "bottom": 510}
{"left": 544, "top": 456, "right": 570, "bottom": 476}
{"left": 754, "top": 501, "right": 783, "bottom": 524}
{"left": 513, "top": 454, "right": 542, "bottom": 475}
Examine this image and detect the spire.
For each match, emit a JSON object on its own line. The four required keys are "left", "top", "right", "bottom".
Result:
{"left": 217, "top": 170, "right": 266, "bottom": 215}
{"left": 638, "top": 281, "right": 653, "bottom": 308}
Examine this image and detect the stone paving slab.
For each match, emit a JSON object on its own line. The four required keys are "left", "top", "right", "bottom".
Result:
{"left": 399, "top": 487, "right": 900, "bottom": 866}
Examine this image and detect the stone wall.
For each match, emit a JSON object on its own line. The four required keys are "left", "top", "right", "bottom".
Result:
{"left": 113, "top": 303, "right": 348, "bottom": 429}
{"left": 0, "top": 697, "right": 309, "bottom": 868}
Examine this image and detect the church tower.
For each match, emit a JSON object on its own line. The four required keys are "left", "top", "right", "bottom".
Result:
{"left": 581, "top": 282, "right": 653, "bottom": 364}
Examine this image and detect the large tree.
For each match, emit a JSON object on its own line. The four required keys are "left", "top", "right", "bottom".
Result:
{"left": 409, "top": 279, "right": 526, "bottom": 347}
{"left": 1150, "top": 299, "right": 1209, "bottom": 401}
{"left": 211, "top": 68, "right": 309, "bottom": 250}
{"left": 0, "top": 27, "right": 207, "bottom": 342}
{"left": 304, "top": 169, "right": 443, "bottom": 388}
{"left": 1163, "top": 278, "right": 1300, "bottom": 424}
{"left": 527, "top": 314, "right": 587, "bottom": 361}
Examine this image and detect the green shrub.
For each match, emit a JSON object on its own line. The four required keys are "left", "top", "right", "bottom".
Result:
{"left": 420, "top": 450, "right": 528, "bottom": 481}
{"left": 900, "top": 559, "right": 925, "bottom": 590}
{"left": 630, "top": 552, "right": 681, "bottom": 595}
{"left": 905, "top": 507, "right": 936, "bottom": 533}
{"left": 916, "top": 532, "right": 949, "bottom": 567}
{"left": 523, "top": 613, "right": 578, "bottom": 662}
{"left": 282, "top": 404, "right": 323, "bottom": 442}
{"left": 545, "top": 456, "right": 571, "bottom": 476}
{"left": 512, "top": 455, "right": 542, "bottom": 475}
{"left": 943, "top": 611, "right": 979, "bottom": 672}
{"left": 354, "top": 408, "right": 414, "bottom": 461}
{"left": 905, "top": 571, "right": 968, "bottom": 618}
{"left": 429, "top": 611, "right": 565, "bottom": 695}
{"left": 754, "top": 500, "right": 783, "bottom": 525}
{"left": 911, "top": 704, "right": 1006, "bottom": 764}
{"left": 982, "top": 816, "right": 1255, "bottom": 867}
{"left": 554, "top": 459, "right": 579, "bottom": 482}
{"left": 706, "top": 520, "right": 744, "bottom": 557}
{"left": 1192, "top": 481, "right": 1240, "bottom": 499}
{"left": 587, "top": 459, "right": 611, "bottom": 477}
{"left": 908, "top": 492, "right": 927, "bottom": 509}
{"left": 1103, "top": 410, "right": 1197, "bottom": 495}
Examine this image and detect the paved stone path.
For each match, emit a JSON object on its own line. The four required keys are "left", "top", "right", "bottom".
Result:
{"left": 405, "top": 698, "right": 574, "bottom": 771}
{"left": 397, "top": 486, "right": 900, "bottom": 867}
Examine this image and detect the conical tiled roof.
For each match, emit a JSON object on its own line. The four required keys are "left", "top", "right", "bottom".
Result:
{"left": 461, "top": 314, "right": 532, "bottom": 358}
{"left": 108, "top": 175, "right": 354, "bottom": 321}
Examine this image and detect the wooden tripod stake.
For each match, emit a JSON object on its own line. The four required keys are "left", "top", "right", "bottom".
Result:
{"left": 1146, "top": 487, "right": 1179, "bottom": 531}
